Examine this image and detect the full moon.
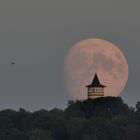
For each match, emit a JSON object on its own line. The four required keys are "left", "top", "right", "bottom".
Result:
{"left": 64, "top": 39, "right": 129, "bottom": 99}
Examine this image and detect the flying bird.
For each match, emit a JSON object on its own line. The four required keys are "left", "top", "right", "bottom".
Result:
{"left": 11, "top": 62, "right": 15, "bottom": 65}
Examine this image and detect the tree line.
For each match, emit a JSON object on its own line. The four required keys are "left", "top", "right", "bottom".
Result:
{"left": 0, "top": 97, "right": 140, "bottom": 140}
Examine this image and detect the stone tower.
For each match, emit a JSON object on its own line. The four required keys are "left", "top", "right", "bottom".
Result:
{"left": 86, "top": 73, "right": 106, "bottom": 99}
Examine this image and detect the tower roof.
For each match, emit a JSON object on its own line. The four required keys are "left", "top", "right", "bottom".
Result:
{"left": 86, "top": 73, "right": 106, "bottom": 88}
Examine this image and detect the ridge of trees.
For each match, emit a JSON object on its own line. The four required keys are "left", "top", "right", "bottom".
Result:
{"left": 0, "top": 97, "right": 140, "bottom": 140}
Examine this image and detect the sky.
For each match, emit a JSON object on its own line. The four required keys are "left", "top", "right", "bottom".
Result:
{"left": 0, "top": 1, "right": 139, "bottom": 111}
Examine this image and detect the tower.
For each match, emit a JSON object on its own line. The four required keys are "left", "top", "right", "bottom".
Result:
{"left": 86, "top": 73, "right": 106, "bottom": 99}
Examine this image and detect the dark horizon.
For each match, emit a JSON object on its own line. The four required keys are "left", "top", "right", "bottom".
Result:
{"left": 0, "top": 97, "right": 140, "bottom": 140}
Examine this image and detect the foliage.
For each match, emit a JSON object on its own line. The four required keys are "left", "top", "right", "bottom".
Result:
{"left": 0, "top": 97, "right": 140, "bottom": 140}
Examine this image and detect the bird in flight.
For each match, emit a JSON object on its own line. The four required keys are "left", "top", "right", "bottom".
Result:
{"left": 11, "top": 62, "right": 15, "bottom": 65}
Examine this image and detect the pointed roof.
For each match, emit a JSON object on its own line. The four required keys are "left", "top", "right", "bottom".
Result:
{"left": 86, "top": 73, "right": 106, "bottom": 88}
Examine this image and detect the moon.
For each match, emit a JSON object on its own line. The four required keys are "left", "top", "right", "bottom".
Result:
{"left": 64, "top": 38, "right": 129, "bottom": 99}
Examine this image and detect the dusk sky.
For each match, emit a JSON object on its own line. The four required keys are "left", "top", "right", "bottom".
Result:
{"left": 0, "top": 1, "right": 139, "bottom": 111}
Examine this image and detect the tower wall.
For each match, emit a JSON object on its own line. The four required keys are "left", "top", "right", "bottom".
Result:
{"left": 87, "top": 87, "right": 104, "bottom": 99}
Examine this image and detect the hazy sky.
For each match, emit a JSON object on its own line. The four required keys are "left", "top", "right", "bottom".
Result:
{"left": 0, "top": 1, "right": 139, "bottom": 111}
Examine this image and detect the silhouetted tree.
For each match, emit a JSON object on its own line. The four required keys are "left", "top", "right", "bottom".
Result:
{"left": 0, "top": 97, "right": 139, "bottom": 140}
